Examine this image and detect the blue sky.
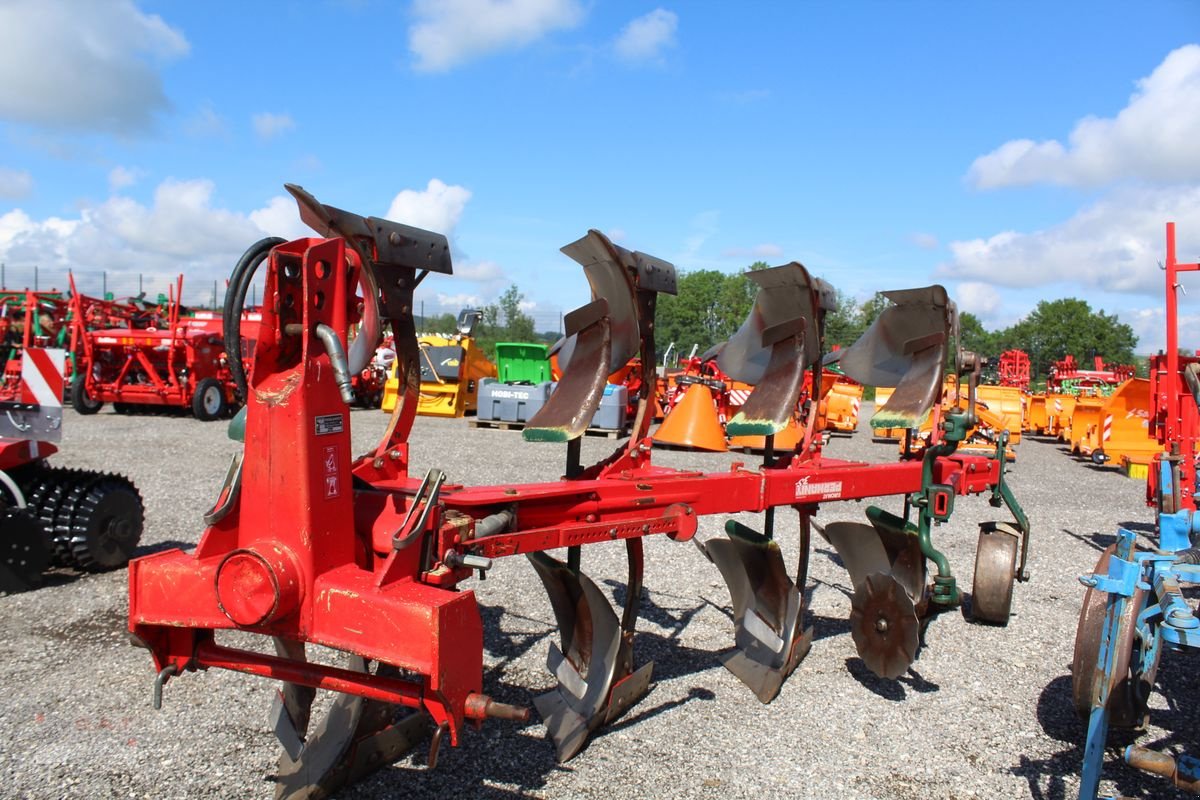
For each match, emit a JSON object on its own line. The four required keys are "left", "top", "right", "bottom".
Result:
{"left": 0, "top": 1, "right": 1198, "bottom": 350}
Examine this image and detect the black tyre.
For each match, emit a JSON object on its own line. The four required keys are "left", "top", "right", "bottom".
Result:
{"left": 68, "top": 478, "right": 144, "bottom": 570}
{"left": 71, "top": 375, "right": 102, "bottom": 415}
{"left": 192, "top": 378, "right": 227, "bottom": 421}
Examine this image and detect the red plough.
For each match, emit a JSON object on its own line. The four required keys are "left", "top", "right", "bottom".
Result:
{"left": 129, "top": 186, "right": 1030, "bottom": 797}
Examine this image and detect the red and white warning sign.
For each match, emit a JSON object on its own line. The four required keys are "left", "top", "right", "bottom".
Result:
{"left": 20, "top": 348, "right": 65, "bottom": 407}
{"left": 323, "top": 445, "right": 340, "bottom": 499}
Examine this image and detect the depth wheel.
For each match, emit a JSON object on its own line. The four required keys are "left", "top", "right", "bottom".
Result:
{"left": 971, "top": 523, "right": 1019, "bottom": 625}
{"left": 68, "top": 478, "right": 144, "bottom": 570}
{"left": 1071, "top": 545, "right": 1159, "bottom": 729}
{"left": 849, "top": 572, "right": 920, "bottom": 679}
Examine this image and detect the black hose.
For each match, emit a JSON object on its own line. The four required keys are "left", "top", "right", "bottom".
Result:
{"left": 225, "top": 237, "right": 285, "bottom": 401}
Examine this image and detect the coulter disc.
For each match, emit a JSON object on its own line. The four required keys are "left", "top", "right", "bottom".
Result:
{"left": 1071, "top": 545, "right": 1159, "bottom": 729}
{"left": 849, "top": 572, "right": 919, "bottom": 680}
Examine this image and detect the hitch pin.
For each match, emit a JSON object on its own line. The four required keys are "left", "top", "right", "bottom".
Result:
{"left": 152, "top": 664, "right": 179, "bottom": 710}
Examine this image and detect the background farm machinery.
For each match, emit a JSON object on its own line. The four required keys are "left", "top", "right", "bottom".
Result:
{"left": 71, "top": 276, "right": 244, "bottom": 420}
{"left": 1074, "top": 222, "right": 1200, "bottom": 798}
{"left": 0, "top": 346, "right": 144, "bottom": 593}
{"left": 128, "top": 186, "right": 1030, "bottom": 799}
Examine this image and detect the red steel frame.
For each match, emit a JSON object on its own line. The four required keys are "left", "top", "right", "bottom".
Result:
{"left": 1149, "top": 222, "right": 1200, "bottom": 513}
{"left": 129, "top": 235, "right": 1009, "bottom": 748}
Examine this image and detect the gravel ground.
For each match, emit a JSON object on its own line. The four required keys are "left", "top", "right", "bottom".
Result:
{"left": 1, "top": 402, "right": 1196, "bottom": 800}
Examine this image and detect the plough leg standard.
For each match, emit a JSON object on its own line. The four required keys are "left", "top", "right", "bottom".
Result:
{"left": 129, "top": 186, "right": 1030, "bottom": 797}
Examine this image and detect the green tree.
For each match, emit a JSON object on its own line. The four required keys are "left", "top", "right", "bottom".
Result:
{"left": 656, "top": 268, "right": 759, "bottom": 356}
{"left": 823, "top": 289, "right": 863, "bottom": 350}
{"left": 1003, "top": 298, "right": 1136, "bottom": 378}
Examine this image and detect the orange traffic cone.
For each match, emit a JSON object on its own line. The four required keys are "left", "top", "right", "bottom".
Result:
{"left": 653, "top": 383, "right": 728, "bottom": 451}
{"left": 729, "top": 414, "right": 803, "bottom": 453}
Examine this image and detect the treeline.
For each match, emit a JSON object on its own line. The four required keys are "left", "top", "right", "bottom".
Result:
{"left": 428, "top": 269, "right": 1139, "bottom": 381}
{"left": 418, "top": 285, "right": 557, "bottom": 359}
{"left": 656, "top": 266, "right": 1138, "bottom": 380}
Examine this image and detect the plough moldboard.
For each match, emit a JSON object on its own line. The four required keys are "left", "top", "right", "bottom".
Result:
{"left": 128, "top": 185, "right": 1031, "bottom": 798}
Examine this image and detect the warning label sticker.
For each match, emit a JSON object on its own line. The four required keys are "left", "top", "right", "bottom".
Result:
{"left": 323, "top": 446, "right": 339, "bottom": 498}
{"left": 315, "top": 414, "right": 344, "bottom": 436}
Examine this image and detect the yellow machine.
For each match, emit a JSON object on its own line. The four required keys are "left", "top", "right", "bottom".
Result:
{"left": 1079, "top": 378, "right": 1160, "bottom": 469}
{"left": 974, "top": 384, "right": 1024, "bottom": 445}
{"left": 1067, "top": 395, "right": 1106, "bottom": 454}
{"left": 1046, "top": 393, "right": 1077, "bottom": 439}
{"left": 1024, "top": 394, "right": 1047, "bottom": 434}
{"left": 822, "top": 376, "right": 864, "bottom": 433}
{"left": 381, "top": 310, "right": 497, "bottom": 418}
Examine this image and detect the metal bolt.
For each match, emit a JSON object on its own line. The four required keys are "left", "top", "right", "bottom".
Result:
{"left": 875, "top": 618, "right": 889, "bottom": 633}
{"left": 389, "top": 232, "right": 403, "bottom": 246}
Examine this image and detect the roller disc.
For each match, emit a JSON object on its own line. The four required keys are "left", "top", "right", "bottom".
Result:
{"left": 271, "top": 642, "right": 429, "bottom": 800}
{"left": 971, "top": 523, "right": 1018, "bottom": 625}
{"left": 849, "top": 572, "right": 920, "bottom": 679}
{"left": 1071, "top": 545, "right": 1159, "bottom": 729}
{"left": 68, "top": 477, "right": 144, "bottom": 570}
{"left": 25, "top": 469, "right": 84, "bottom": 566}
{"left": 0, "top": 508, "right": 51, "bottom": 593}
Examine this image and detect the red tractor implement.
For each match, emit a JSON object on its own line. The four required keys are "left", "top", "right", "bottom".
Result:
{"left": 0, "top": 347, "right": 144, "bottom": 592}
{"left": 73, "top": 277, "right": 240, "bottom": 420}
{"left": 129, "top": 186, "right": 1031, "bottom": 798}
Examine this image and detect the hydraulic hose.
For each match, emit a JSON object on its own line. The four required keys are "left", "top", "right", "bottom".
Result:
{"left": 224, "top": 237, "right": 285, "bottom": 401}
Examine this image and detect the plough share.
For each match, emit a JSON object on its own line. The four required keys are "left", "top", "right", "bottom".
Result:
{"left": 129, "top": 186, "right": 1030, "bottom": 798}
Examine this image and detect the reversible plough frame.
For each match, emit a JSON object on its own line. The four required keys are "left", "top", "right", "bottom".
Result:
{"left": 129, "top": 186, "right": 1031, "bottom": 798}
{"left": 1074, "top": 222, "right": 1200, "bottom": 798}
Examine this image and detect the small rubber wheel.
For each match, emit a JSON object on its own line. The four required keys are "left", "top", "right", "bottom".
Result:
{"left": 71, "top": 375, "right": 102, "bottom": 415}
{"left": 192, "top": 378, "right": 227, "bottom": 421}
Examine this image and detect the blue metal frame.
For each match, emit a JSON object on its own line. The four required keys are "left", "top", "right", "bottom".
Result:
{"left": 1076, "top": 516, "right": 1199, "bottom": 798}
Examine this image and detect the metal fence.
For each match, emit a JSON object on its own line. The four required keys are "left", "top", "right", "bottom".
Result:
{"left": 1, "top": 263, "right": 566, "bottom": 335}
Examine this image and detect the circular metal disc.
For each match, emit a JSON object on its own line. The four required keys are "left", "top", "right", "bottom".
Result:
{"left": 972, "top": 527, "right": 1018, "bottom": 625}
{"left": 850, "top": 572, "right": 920, "bottom": 679}
{"left": 1070, "top": 545, "right": 1159, "bottom": 729}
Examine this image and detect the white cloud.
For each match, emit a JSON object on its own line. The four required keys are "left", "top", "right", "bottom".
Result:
{"left": 721, "top": 243, "right": 783, "bottom": 260}
{"left": 385, "top": 178, "right": 472, "bottom": 236}
{"left": 249, "top": 195, "right": 314, "bottom": 241}
{"left": 455, "top": 259, "right": 505, "bottom": 283}
{"left": 954, "top": 282, "right": 1001, "bottom": 317}
{"left": 108, "top": 166, "right": 141, "bottom": 191}
{"left": 432, "top": 291, "right": 486, "bottom": 309}
{"left": 408, "top": 0, "right": 585, "bottom": 73}
{"left": 607, "top": 227, "right": 627, "bottom": 243}
{"left": 968, "top": 45, "right": 1200, "bottom": 189}
{"left": 909, "top": 232, "right": 939, "bottom": 250}
{"left": 0, "top": 178, "right": 291, "bottom": 303}
{"left": 252, "top": 112, "right": 296, "bottom": 141}
{"left": 939, "top": 185, "right": 1200, "bottom": 295}
{"left": 1122, "top": 305, "right": 1200, "bottom": 355}
{"left": 0, "top": 0, "right": 188, "bottom": 134}
{"left": 614, "top": 9, "right": 677, "bottom": 64}
{"left": 0, "top": 168, "right": 33, "bottom": 199}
